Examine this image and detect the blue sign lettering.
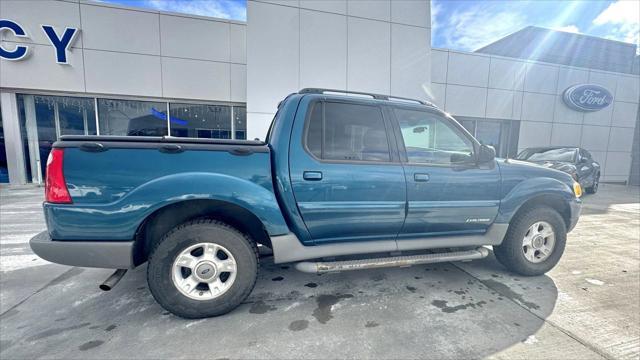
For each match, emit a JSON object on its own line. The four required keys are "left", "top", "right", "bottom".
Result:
{"left": 0, "top": 19, "right": 29, "bottom": 60}
{"left": 563, "top": 84, "right": 613, "bottom": 112}
{"left": 42, "top": 25, "right": 79, "bottom": 64}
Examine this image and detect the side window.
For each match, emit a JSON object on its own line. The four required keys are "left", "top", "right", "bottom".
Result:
{"left": 305, "top": 102, "right": 391, "bottom": 162}
{"left": 395, "top": 108, "right": 474, "bottom": 165}
{"left": 306, "top": 103, "right": 322, "bottom": 158}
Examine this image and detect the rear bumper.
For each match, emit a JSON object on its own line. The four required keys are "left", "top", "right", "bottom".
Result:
{"left": 29, "top": 231, "right": 134, "bottom": 269}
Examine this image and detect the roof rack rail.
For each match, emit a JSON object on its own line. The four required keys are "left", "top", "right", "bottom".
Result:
{"left": 299, "top": 88, "right": 432, "bottom": 106}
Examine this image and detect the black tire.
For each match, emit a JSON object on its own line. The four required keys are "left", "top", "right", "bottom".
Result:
{"left": 493, "top": 206, "right": 566, "bottom": 276}
{"left": 586, "top": 173, "right": 599, "bottom": 194}
{"left": 147, "top": 219, "right": 258, "bottom": 319}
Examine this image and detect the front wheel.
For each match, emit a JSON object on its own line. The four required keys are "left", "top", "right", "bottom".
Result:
{"left": 147, "top": 219, "right": 258, "bottom": 319}
{"left": 493, "top": 207, "right": 567, "bottom": 276}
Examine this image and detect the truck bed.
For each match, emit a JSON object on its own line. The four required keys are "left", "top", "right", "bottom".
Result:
{"left": 46, "top": 135, "right": 281, "bottom": 241}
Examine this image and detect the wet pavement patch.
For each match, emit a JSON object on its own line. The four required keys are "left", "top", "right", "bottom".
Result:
{"left": 27, "top": 322, "right": 91, "bottom": 342}
{"left": 431, "top": 300, "right": 487, "bottom": 313}
{"left": 78, "top": 340, "right": 104, "bottom": 351}
{"left": 249, "top": 301, "right": 277, "bottom": 314}
{"left": 480, "top": 279, "right": 540, "bottom": 310}
{"left": 288, "top": 320, "right": 309, "bottom": 331}
{"left": 312, "top": 294, "right": 354, "bottom": 324}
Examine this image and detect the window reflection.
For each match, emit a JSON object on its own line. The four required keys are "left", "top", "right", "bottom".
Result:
{"left": 234, "top": 107, "right": 246, "bottom": 140}
{"left": 169, "top": 103, "right": 232, "bottom": 139}
{"left": 97, "top": 99, "right": 168, "bottom": 136}
{"left": 58, "top": 97, "right": 97, "bottom": 136}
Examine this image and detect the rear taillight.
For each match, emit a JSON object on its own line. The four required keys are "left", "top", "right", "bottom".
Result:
{"left": 45, "top": 148, "right": 72, "bottom": 204}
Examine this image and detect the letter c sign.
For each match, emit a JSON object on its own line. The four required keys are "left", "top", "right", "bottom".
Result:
{"left": 0, "top": 19, "right": 79, "bottom": 64}
{"left": 0, "top": 19, "right": 29, "bottom": 60}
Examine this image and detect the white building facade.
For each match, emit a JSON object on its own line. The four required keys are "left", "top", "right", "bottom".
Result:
{"left": 0, "top": 0, "right": 638, "bottom": 185}
{"left": 430, "top": 49, "right": 640, "bottom": 183}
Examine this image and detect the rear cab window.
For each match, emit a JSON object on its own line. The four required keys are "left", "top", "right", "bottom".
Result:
{"left": 305, "top": 101, "right": 392, "bottom": 162}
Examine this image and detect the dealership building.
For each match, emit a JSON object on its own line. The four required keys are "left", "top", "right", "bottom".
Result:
{"left": 1, "top": 0, "right": 639, "bottom": 185}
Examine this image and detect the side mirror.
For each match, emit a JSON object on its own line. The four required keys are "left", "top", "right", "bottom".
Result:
{"left": 477, "top": 144, "right": 496, "bottom": 164}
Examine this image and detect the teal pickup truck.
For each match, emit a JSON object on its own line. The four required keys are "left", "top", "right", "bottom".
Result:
{"left": 30, "top": 89, "right": 582, "bottom": 318}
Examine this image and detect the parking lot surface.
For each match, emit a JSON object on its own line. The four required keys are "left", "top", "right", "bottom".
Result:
{"left": 0, "top": 184, "right": 638, "bottom": 359}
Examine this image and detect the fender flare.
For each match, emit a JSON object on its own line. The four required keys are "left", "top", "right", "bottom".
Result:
{"left": 496, "top": 177, "right": 576, "bottom": 224}
{"left": 128, "top": 172, "right": 290, "bottom": 236}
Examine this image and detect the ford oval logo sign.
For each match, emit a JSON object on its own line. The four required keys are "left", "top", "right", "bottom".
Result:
{"left": 563, "top": 84, "right": 613, "bottom": 112}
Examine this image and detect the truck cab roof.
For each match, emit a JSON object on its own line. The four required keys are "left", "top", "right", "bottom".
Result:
{"left": 294, "top": 88, "right": 440, "bottom": 110}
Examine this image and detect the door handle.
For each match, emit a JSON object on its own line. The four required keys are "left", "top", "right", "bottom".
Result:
{"left": 303, "top": 171, "right": 323, "bottom": 181}
{"left": 414, "top": 173, "right": 430, "bottom": 182}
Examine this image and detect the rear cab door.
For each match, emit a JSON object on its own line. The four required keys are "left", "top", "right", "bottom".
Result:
{"left": 387, "top": 105, "right": 501, "bottom": 244}
{"left": 288, "top": 96, "right": 407, "bottom": 245}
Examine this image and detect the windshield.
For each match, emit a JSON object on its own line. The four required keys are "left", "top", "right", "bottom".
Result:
{"left": 517, "top": 148, "right": 576, "bottom": 162}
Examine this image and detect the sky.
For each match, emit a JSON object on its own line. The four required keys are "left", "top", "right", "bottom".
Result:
{"left": 100, "top": 0, "right": 639, "bottom": 52}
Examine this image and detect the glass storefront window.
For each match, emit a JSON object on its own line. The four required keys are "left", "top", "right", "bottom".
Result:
{"left": 58, "top": 97, "right": 97, "bottom": 136}
{"left": 169, "top": 103, "right": 231, "bottom": 139}
{"left": 17, "top": 94, "right": 97, "bottom": 183}
{"left": 456, "top": 117, "right": 520, "bottom": 158}
{"left": 98, "top": 99, "right": 168, "bottom": 136}
{"left": 15, "top": 93, "right": 246, "bottom": 183}
{"left": 234, "top": 107, "right": 247, "bottom": 140}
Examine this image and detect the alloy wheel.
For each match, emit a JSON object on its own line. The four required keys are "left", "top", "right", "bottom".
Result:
{"left": 171, "top": 242, "right": 238, "bottom": 300}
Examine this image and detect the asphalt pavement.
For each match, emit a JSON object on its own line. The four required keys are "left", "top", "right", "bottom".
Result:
{"left": 0, "top": 184, "right": 638, "bottom": 359}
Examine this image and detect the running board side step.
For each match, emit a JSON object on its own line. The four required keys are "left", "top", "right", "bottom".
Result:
{"left": 294, "top": 247, "right": 490, "bottom": 273}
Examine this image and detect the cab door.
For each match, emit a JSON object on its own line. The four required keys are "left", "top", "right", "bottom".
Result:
{"left": 289, "top": 99, "right": 406, "bottom": 244}
{"left": 390, "top": 106, "right": 501, "bottom": 239}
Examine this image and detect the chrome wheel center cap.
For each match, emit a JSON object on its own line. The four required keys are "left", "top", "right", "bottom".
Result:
{"left": 194, "top": 261, "right": 217, "bottom": 281}
{"left": 532, "top": 235, "right": 544, "bottom": 249}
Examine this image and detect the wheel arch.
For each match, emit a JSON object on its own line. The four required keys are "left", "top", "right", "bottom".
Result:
{"left": 132, "top": 199, "right": 271, "bottom": 266}
{"left": 509, "top": 193, "right": 572, "bottom": 231}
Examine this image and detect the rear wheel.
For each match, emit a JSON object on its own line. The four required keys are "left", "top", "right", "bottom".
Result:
{"left": 147, "top": 219, "right": 258, "bottom": 319}
{"left": 586, "top": 173, "right": 599, "bottom": 194}
{"left": 493, "top": 206, "right": 566, "bottom": 276}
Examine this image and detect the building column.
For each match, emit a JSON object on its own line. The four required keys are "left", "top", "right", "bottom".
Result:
{"left": 22, "top": 95, "right": 42, "bottom": 184}
{"left": 0, "top": 92, "right": 27, "bottom": 185}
